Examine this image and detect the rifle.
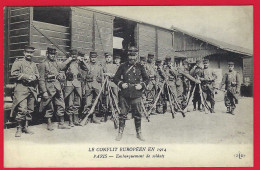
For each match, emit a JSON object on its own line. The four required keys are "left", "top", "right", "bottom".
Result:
{"left": 80, "top": 77, "right": 108, "bottom": 126}
{"left": 147, "top": 80, "right": 166, "bottom": 116}
{"left": 165, "top": 83, "right": 175, "bottom": 119}
{"left": 141, "top": 99, "right": 150, "bottom": 122}
{"left": 198, "top": 84, "right": 213, "bottom": 113}
{"left": 107, "top": 83, "right": 119, "bottom": 129}
{"left": 183, "top": 85, "right": 196, "bottom": 112}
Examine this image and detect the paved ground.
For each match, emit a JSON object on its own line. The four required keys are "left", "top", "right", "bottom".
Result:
{"left": 4, "top": 97, "right": 253, "bottom": 145}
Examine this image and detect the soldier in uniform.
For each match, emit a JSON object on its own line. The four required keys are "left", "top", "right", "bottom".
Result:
{"left": 102, "top": 52, "right": 119, "bottom": 122}
{"left": 163, "top": 56, "right": 179, "bottom": 110}
{"left": 10, "top": 46, "right": 39, "bottom": 137}
{"left": 218, "top": 61, "right": 241, "bottom": 114}
{"left": 38, "top": 47, "right": 72, "bottom": 130}
{"left": 63, "top": 49, "right": 89, "bottom": 127}
{"left": 144, "top": 53, "right": 157, "bottom": 114}
{"left": 155, "top": 59, "right": 167, "bottom": 114}
{"left": 199, "top": 59, "right": 217, "bottom": 113}
{"left": 114, "top": 55, "right": 121, "bottom": 67}
{"left": 82, "top": 51, "right": 103, "bottom": 124}
{"left": 190, "top": 59, "right": 203, "bottom": 111}
{"left": 182, "top": 60, "right": 191, "bottom": 103}
{"left": 113, "top": 47, "right": 149, "bottom": 141}
{"left": 140, "top": 56, "right": 146, "bottom": 66}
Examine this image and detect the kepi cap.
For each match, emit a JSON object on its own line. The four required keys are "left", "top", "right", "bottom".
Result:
{"left": 47, "top": 47, "right": 57, "bottom": 54}
{"left": 90, "top": 51, "right": 97, "bottom": 58}
{"left": 24, "top": 46, "right": 35, "bottom": 53}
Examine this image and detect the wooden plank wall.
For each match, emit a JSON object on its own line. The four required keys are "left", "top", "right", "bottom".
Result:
{"left": 8, "top": 7, "right": 31, "bottom": 83}
{"left": 4, "top": 7, "right": 9, "bottom": 85}
{"left": 71, "top": 8, "right": 93, "bottom": 56}
{"left": 138, "top": 23, "right": 156, "bottom": 59}
{"left": 31, "top": 20, "right": 71, "bottom": 62}
{"left": 94, "top": 12, "right": 114, "bottom": 61}
{"left": 157, "top": 28, "right": 174, "bottom": 60}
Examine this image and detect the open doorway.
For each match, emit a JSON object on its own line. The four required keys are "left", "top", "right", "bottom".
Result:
{"left": 113, "top": 17, "right": 137, "bottom": 63}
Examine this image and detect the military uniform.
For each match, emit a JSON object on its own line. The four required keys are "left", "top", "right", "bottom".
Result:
{"left": 143, "top": 54, "right": 157, "bottom": 113}
{"left": 83, "top": 51, "right": 103, "bottom": 123}
{"left": 190, "top": 61, "right": 203, "bottom": 110}
{"left": 155, "top": 59, "right": 167, "bottom": 113}
{"left": 113, "top": 47, "right": 149, "bottom": 141}
{"left": 63, "top": 49, "right": 89, "bottom": 126}
{"left": 219, "top": 62, "right": 241, "bottom": 114}
{"left": 38, "top": 47, "right": 71, "bottom": 130}
{"left": 200, "top": 59, "right": 217, "bottom": 112}
{"left": 10, "top": 46, "right": 39, "bottom": 137}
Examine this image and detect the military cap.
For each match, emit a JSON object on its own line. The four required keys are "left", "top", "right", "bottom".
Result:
{"left": 183, "top": 60, "right": 189, "bottom": 65}
{"left": 148, "top": 53, "right": 155, "bottom": 58}
{"left": 203, "top": 59, "right": 209, "bottom": 64}
{"left": 228, "top": 61, "right": 235, "bottom": 65}
{"left": 114, "top": 55, "right": 121, "bottom": 59}
{"left": 128, "top": 46, "right": 138, "bottom": 56}
{"left": 70, "top": 49, "right": 78, "bottom": 55}
{"left": 104, "top": 52, "right": 112, "bottom": 57}
{"left": 24, "top": 46, "right": 35, "bottom": 53}
{"left": 78, "top": 51, "right": 85, "bottom": 57}
{"left": 90, "top": 51, "right": 97, "bottom": 58}
{"left": 165, "top": 56, "right": 172, "bottom": 62}
{"left": 140, "top": 56, "right": 146, "bottom": 61}
{"left": 47, "top": 47, "right": 57, "bottom": 54}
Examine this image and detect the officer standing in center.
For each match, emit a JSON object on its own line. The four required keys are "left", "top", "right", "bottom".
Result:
{"left": 113, "top": 47, "right": 149, "bottom": 141}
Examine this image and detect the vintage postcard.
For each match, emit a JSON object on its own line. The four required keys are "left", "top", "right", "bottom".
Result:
{"left": 3, "top": 6, "right": 253, "bottom": 167}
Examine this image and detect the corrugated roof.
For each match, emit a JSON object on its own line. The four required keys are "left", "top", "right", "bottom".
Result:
{"left": 81, "top": 7, "right": 253, "bottom": 57}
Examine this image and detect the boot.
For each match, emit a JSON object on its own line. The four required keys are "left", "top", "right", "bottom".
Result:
{"left": 193, "top": 102, "right": 196, "bottom": 111}
{"left": 115, "top": 119, "right": 125, "bottom": 141}
{"left": 15, "top": 121, "right": 23, "bottom": 137}
{"left": 22, "top": 120, "right": 34, "bottom": 134}
{"left": 135, "top": 118, "right": 145, "bottom": 141}
{"left": 92, "top": 114, "right": 101, "bottom": 124}
{"left": 73, "top": 114, "right": 82, "bottom": 126}
{"left": 226, "top": 107, "right": 231, "bottom": 113}
{"left": 46, "top": 118, "right": 54, "bottom": 131}
{"left": 211, "top": 103, "right": 215, "bottom": 113}
{"left": 163, "top": 104, "right": 167, "bottom": 114}
{"left": 58, "top": 116, "right": 70, "bottom": 129}
{"left": 69, "top": 115, "right": 74, "bottom": 127}
{"left": 230, "top": 107, "right": 235, "bottom": 115}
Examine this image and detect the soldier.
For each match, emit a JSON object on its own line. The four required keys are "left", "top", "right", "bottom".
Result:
{"left": 82, "top": 51, "right": 103, "bottom": 124}
{"left": 113, "top": 47, "right": 149, "bottom": 141}
{"left": 144, "top": 53, "right": 157, "bottom": 114}
{"left": 199, "top": 59, "right": 217, "bottom": 113}
{"left": 140, "top": 56, "right": 146, "bottom": 66}
{"left": 155, "top": 59, "right": 167, "bottom": 114}
{"left": 190, "top": 59, "right": 203, "bottom": 111}
{"left": 104, "top": 52, "right": 119, "bottom": 99}
{"left": 78, "top": 52, "right": 89, "bottom": 115}
{"left": 63, "top": 49, "right": 89, "bottom": 127}
{"left": 10, "top": 46, "right": 39, "bottom": 137}
{"left": 163, "top": 56, "right": 178, "bottom": 110}
{"left": 114, "top": 55, "right": 121, "bottom": 67}
{"left": 182, "top": 60, "right": 191, "bottom": 102}
{"left": 38, "top": 47, "right": 72, "bottom": 130}
{"left": 218, "top": 61, "right": 241, "bottom": 115}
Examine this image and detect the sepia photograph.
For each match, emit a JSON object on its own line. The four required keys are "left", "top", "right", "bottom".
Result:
{"left": 3, "top": 6, "right": 253, "bottom": 167}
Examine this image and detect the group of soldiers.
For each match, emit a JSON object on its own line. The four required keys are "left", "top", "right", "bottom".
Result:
{"left": 10, "top": 45, "right": 241, "bottom": 141}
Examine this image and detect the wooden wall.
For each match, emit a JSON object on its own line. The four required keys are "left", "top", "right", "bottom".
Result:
{"left": 137, "top": 23, "right": 156, "bottom": 58}
{"left": 7, "top": 7, "right": 32, "bottom": 83}
{"left": 243, "top": 57, "right": 253, "bottom": 85}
